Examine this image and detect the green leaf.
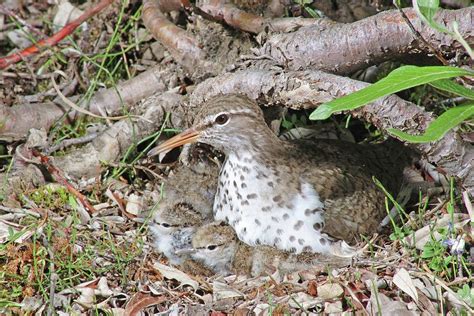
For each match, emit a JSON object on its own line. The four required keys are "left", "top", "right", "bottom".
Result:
{"left": 413, "top": 0, "right": 449, "bottom": 34}
{"left": 414, "top": 0, "right": 439, "bottom": 22}
{"left": 421, "top": 246, "right": 435, "bottom": 258}
{"left": 429, "top": 79, "right": 474, "bottom": 100}
{"left": 68, "top": 195, "right": 78, "bottom": 210}
{"left": 388, "top": 104, "right": 474, "bottom": 143}
{"left": 310, "top": 66, "right": 473, "bottom": 120}
{"left": 443, "top": 255, "right": 453, "bottom": 266}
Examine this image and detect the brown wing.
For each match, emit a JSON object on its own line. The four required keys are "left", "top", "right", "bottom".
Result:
{"left": 289, "top": 139, "right": 411, "bottom": 243}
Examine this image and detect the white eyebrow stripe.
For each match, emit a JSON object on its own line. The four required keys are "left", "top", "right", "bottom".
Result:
{"left": 204, "top": 109, "right": 255, "bottom": 124}
{"left": 228, "top": 109, "right": 254, "bottom": 115}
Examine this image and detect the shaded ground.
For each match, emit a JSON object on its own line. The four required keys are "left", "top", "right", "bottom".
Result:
{"left": 0, "top": 1, "right": 472, "bottom": 315}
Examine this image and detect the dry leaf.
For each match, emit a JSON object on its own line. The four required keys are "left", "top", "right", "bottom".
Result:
{"left": 153, "top": 262, "right": 199, "bottom": 290}
{"left": 126, "top": 193, "right": 144, "bottom": 216}
{"left": 76, "top": 287, "right": 95, "bottom": 307}
{"left": 289, "top": 292, "right": 323, "bottom": 309}
{"left": 307, "top": 280, "right": 318, "bottom": 296}
{"left": 6, "top": 27, "right": 32, "bottom": 48}
{"left": 124, "top": 292, "right": 167, "bottom": 316}
{"left": 318, "top": 283, "right": 344, "bottom": 300}
{"left": 368, "top": 290, "right": 418, "bottom": 315}
{"left": 212, "top": 281, "right": 245, "bottom": 301}
{"left": 53, "top": 1, "right": 85, "bottom": 31}
{"left": 393, "top": 268, "right": 419, "bottom": 303}
{"left": 253, "top": 303, "right": 270, "bottom": 314}
{"left": 96, "top": 277, "right": 113, "bottom": 297}
{"left": 0, "top": 221, "right": 17, "bottom": 243}
{"left": 324, "top": 301, "right": 343, "bottom": 313}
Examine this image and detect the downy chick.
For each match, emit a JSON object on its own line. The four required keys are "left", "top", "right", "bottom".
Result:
{"left": 149, "top": 156, "right": 219, "bottom": 264}
{"left": 150, "top": 202, "right": 204, "bottom": 265}
{"left": 191, "top": 221, "right": 352, "bottom": 276}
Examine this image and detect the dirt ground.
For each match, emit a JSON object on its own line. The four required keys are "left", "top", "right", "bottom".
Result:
{"left": 0, "top": 1, "right": 472, "bottom": 315}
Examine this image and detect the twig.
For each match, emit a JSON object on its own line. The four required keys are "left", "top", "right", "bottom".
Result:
{"left": 395, "top": 5, "right": 449, "bottom": 66}
{"left": 45, "top": 131, "right": 103, "bottom": 154}
{"left": 0, "top": 0, "right": 114, "bottom": 69}
{"left": 105, "top": 161, "right": 165, "bottom": 180}
{"left": 0, "top": 4, "right": 45, "bottom": 37}
{"left": 30, "top": 149, "right": 97, "bottom": 214}
{"left": 0, "top": 71, "right": 50, "bottom": 79}
{"left": 0, "top": 205, "right": 41, "bottom": 218}
{"left": 52, "top": 72, "right": 150, "bottom": 122}
{"left": 440, "top": 97, "right": 466, "bottom": 106}
{"left": 446, "top": 277, "right": 472, "bottom": 286}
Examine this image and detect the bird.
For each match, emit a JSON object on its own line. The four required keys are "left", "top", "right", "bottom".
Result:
{"left": 149, "top": 202, "right": 217, "bottom": 276}
{"left": 149, "top": 201, "right": 205, "bottom": 265}
{"left": 190, "top": 221, "right": 352, "bottom": 276}
{"left": 148, "top": 94, "right": 412, "bottom": 256}
{"left": 149, "top": 154, "right": 219, "bottom": 264}
{"left": 159, "top": 160, "right": 219, "bottom": 221}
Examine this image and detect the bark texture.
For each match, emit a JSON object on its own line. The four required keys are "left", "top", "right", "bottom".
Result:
{"left": 255, "top": 8, "right": 473, "bottom": 74}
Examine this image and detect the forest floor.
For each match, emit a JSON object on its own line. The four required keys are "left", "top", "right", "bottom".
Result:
{"left": 0, "top": 1, "right": 472, "bottom": 315}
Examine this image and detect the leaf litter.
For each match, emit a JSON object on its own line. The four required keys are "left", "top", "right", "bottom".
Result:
{"left": 0, "top": 1, "right": 472, "bottom": 315}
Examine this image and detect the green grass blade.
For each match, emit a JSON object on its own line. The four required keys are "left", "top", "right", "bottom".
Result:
{"left": 387, "top": 104, "right": 474, "bottom": 143}
{"left": 310, "top": 66, "right": 473, "bottom": 120}
{"left": 429, "top": 79, "right": 474, "bottom": 100}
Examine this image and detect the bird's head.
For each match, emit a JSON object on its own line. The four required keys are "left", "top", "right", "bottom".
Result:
{"left": 148, "top": 94, "right": 276, "bottom": 156}
{"left": 152, "top": 202, "right": 202, "bottom": 234}
{"left": 189, "top": 221, "right": 239, "bottom": 272}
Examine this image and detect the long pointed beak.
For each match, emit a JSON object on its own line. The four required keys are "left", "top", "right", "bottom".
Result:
{"left": 148, "top": 128, "right": 200, "bottom": 157}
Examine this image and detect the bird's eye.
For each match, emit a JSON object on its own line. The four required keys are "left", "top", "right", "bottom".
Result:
{"left": 215, "top": 114, "right": 229, "bottom": 125}
{"left": 161, "top": 223, "right": 171, "bottom": 228}
{"left": 207, "top": 245, "right": 217, "bottom": 250}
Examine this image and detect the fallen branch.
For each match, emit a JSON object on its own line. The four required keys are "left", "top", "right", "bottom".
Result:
{"left": 253, "top": 7, "right": 473, "bottom": 75}
{"left": 0, "top": 4, "right": 45, "bottom": 37}
{"left": 0, "top": 102, "right": 66, "bottom": 142}
{"left": 0, "top": 62, "right": 182, "bottom": 141}
{"left": 142, "top": 0, "right": 213, "bottom": 75}
{"left": 53, "top": 92, "right": 187, "bottom": 179}
{"left": 0, "top": 0, "right": 114, "bottom": 69}
{"left": 196, "top": 0, "right": 319, "bottom": 34}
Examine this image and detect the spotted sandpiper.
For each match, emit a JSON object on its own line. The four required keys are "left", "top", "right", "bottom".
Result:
{"left": 149, "top": 94, "right": 412, "bottom": 256}
{"left": 150, "top": 202, "right": 217, "bottom": 276}
{"left": 190, "top": 221, "right": 352, "bottom": 276}
{"left": 150, "top": 201, "right": 204, "bottom": 265}
{"left": 149, "top": 150, "right": 219, "bottom": 263}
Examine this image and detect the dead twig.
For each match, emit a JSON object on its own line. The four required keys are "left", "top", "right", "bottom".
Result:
{"left": 0, "top": 0, "right": 114, "bottom": 69}
{"left": 45, "top": 131, "right": 103, "bottom": 155}
{"left": 394, "top": 5, "right": 450, "bottom": 66}
{"left": 0, "top": 4, "right": 45, "bottom": 37}
{"left": 30, "top": 148, "right": 97, "bottom": 214}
